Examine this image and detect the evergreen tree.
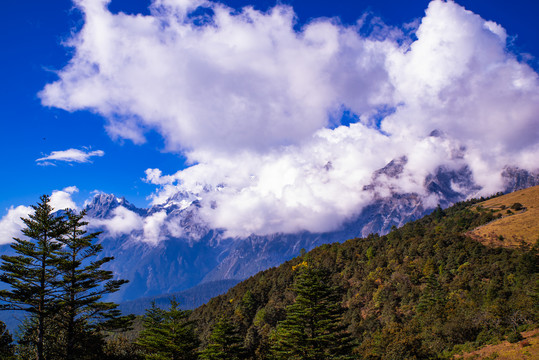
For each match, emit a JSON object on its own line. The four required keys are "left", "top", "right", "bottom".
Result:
{"left": 271, "top": 265, "right": 354, "bottom": 360}
{"left": 0, "top": 321, "right": 15, "bottom": 359}
{"left": 0, "top": 195, "right": 65, "bottom": 360}
{"left": 200, "top": 316, "right": 247, "bottom": 360}
{"left": 136, "top": 299, "right": 199, "bottom": 360}
{"left": 57, "top": 209, "right": 129, "bottom": 360}
{"left": 15, "top": 310, "right": 106, "bottom": 360}
{"left": 416, "top": 274, "right": 446, "bottom": 314}
{"left": 135, "top": 300, "right": 165, "bottom": 357}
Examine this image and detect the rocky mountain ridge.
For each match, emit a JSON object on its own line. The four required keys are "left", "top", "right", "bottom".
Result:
{"left": 82, "top": 164, "right": 539, "bottom": 304}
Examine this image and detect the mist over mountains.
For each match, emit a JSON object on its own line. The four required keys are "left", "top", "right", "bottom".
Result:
{"left": 82, "top": 163, "right": 538, "bottom": 304}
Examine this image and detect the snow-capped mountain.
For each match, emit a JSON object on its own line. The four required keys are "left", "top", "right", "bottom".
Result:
{"left": 83, "top": 162, "right": 539, "bottom": 304}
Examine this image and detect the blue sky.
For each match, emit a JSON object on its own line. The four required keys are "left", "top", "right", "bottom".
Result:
{"left": 1, "top": 0, "right": 539, "bottom": 236}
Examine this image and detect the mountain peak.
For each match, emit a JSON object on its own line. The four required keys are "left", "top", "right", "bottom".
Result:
{"left": 168, "top": 190, "right": 199, "bottom": 209}
{"left": 85, "top": 193, "right": 140, "bottom": 219}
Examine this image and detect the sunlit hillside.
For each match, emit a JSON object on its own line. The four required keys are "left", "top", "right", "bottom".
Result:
{"left": 455, "top": 328, "right": 538, "bottom": 359}
{"left": 187, "top": 191, "right": 538, "bottom": 359}
{"left": 468, "top": 185, "right": 539, "bottom": 248}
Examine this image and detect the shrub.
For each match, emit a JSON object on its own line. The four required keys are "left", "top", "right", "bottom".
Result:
{"left": 506, "top": 332, "right": 523, "bottom": 343}
{"left": 511, "top": 202, "right": 524, "bottom": 211}
{"left": 519, "top": 340, "right": 530, "bottom": 348}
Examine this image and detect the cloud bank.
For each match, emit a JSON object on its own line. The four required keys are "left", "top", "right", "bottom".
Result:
{"left": 36, "top": 148, "right": 104, "bottom": 165}
{"left": 0, "top": 186, "right": 79, "bottom": 244}
{"left": 89, "top": 206, "right": 178, "bottom": 245}
{"left": 0, "top": 205, "right": 34, "bottom": 245}
{"left": 41, "top": 0, "right": 539, "bottom": 237}
{"left": 50, "top": 186, "right": 79, "bottom": 211}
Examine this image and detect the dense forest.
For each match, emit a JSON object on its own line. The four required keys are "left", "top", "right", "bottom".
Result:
{"left": 187, "top": 197, "right": 538, "bottom": 359}
{"left": 0, "top": 193, "right": 537, "bottom": 359}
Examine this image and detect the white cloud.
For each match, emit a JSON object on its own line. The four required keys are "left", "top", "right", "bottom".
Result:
{"left": 0, "top": 186, "right": 80, "bottom": 244}
{"left": 49, "top": 186, "right": 79, "bottom": 211}
{"left": 90, "top": 206, "right": 144, "bottom": 237}
{"left": 40, "top": 0, "right": 394, "bottom": 154}
{"left": 88, "top": 206, "right": 170, "bottom": 245}
{"left": 142, "top": 211, "right": 168, "bottom": 245}
{"left": 36, "top": 148, "right": 104, "bottom": 165}
{"left": 41, "top": 0, "right": 539, "bottom": 236}
{"left": 0, "top": 206, "right": 34, "bottom": 245}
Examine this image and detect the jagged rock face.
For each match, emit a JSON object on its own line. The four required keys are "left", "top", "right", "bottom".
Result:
{"left": 502, "top": 167, "right": 539, "bottom": 193}
{"left": 84, "top": 196, "right": 230, "bottom": 302}
{"left": 425, "top": 166, "right": 482, "bottom": 206}
{"left": 84, "top": 165, "right": 539, "bottom": 302}
{"left": 85, "top": 193, "right": 145, "bottom": 218}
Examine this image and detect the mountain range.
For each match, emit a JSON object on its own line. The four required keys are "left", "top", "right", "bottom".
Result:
{"left": 79, "top": 162, "right": 538, "bottom": 307}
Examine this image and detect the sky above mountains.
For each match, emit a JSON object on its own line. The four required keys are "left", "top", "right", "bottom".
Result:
{"left": 1, "top": 0, "right": 539, "bottom": 242}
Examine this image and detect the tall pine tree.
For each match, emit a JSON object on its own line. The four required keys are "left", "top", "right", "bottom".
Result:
{"left": 58, "top": 209, "right": 129, "bottom": 360}
{"left": 0, "top": 196, "right": 129, "bottom": 360}
{"left": 0, "top": 321, "right": 14, "bottom": 359}
{"left": 271, "top": 265, "right": 354, "bottom": 360}
{"left": 0, "top": 195, "right": 65, "bottom": 360}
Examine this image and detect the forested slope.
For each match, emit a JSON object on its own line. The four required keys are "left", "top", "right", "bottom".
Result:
{"left": 190, "top": 195, "right": 538, "bottom": 359}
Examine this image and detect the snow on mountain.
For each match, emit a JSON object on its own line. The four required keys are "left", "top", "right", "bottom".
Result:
{"left": 80, "top": 162, "right": 539, "bottom": 303}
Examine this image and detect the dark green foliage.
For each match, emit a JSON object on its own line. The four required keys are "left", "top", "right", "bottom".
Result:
{"left": 0, "top": 195, "right": 66, "bottom": 360}
{"left": 510, "top": 202, "right": 524, "bottom": 211}
{"left": 200, "top": 316, "right": 247, "bottom": 360}
{"left": 433, "top": 204, "right": 445, "bottom": 222}
{"left": 0, "top": 321, "right": 14, "bottom": 359}
{"left": 190, "top": 196, "right": 538, "bottom": 359}
{"left": 58, "top": 209, "right": 129, "bottom": 360}
{"left": 270, "top": 266, "right": 353, "bottom": 360}
{"left": 16, "top": 312, "right": 107, "bottom": 360}
{"left": 0, "top": 195, "right": 129, "bottom": 360}
{"left": 136, "top": 299, "right": 199, "bottom": 360}
{"left": 506, "top": 331, "right": 523, "bottom": 343}
{"left": 416, "top": 274, "right": 446, "bottom": 313}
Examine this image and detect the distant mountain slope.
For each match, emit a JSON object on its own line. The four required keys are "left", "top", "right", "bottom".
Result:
{"left": 118, "top": 279, "right": 241, "bottom": 315}
{"left": 189, "top": 193, "right": 538, "bottom": 359}
{"left": 79, "top": 165, "right": 538, "bottom": 304}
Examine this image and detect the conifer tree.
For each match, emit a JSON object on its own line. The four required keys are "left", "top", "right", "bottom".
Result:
{"left": 0, "top": 321, "right": 15, "bottom": 359}
{"left": 0, "top": 196, "right": 129, "bottom": 360}
{"left": 136, "top": 298, "right": 199, "bottom": 360}
{"left": 271, "top": 265, "right": 354, "bottom": 360}
{"left": 135, "top": 300, "right": 165, "bottom": 356}
{"left": 58, "top": 209, "right": 129, "bottom": 360}
{"left": 0, "top": 195, "right": 65, "bottom": 360}
{"left": 417, "top": 274, "right": 446, "bottom": 313}
{"left": 200, "top": 316, "right": 247, "bottom": 360}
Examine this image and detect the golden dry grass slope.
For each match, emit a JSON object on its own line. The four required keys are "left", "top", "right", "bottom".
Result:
{"left": 467, "top": 185, "right": 539, "bottom": 248}
{"left": 456, "top": 329, "right": 539, "bottom": 360}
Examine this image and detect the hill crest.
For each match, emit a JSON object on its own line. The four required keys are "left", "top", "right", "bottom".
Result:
{"left": 468, "top": 185, "right": 539, "bottom": 248}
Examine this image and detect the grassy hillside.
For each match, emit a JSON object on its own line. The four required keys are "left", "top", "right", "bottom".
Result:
{"left": 456, "top": 329, "right": 538, "bottom": 359}
{"left": 468, "top": 185, "right": 539, "bottom": 248}
{"left": 189, "top": 194, "right": 538, "bottom": 359}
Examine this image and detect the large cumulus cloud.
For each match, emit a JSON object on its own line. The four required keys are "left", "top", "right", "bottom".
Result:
{"left": 41, "top": 0, "right": 539, "bottom": 237}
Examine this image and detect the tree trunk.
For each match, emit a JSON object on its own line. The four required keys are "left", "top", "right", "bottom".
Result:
{"left": 38, "top": 248, "right": 46, "bottom": 360}
{"left": 66, "top": 247, "right": 76, "bottom": 360}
